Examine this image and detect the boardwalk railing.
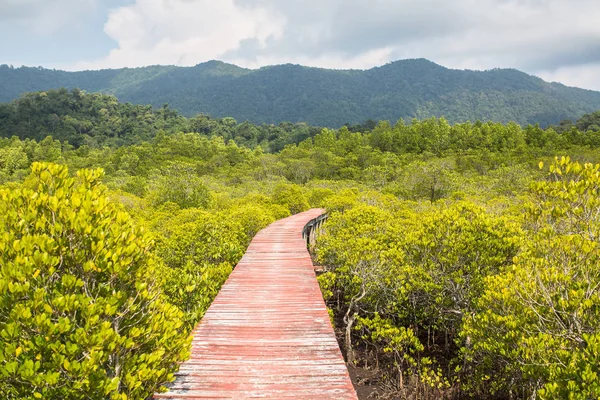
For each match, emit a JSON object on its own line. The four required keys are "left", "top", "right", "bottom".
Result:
{"left": 302, "top": 212, "right": 328, "bottom": 248}
{"left": 155, "top": 209, "right": 357, "bottom": 399}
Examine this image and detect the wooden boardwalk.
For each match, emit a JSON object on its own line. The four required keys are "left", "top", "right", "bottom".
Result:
{"left": 155, "top": 209, "right": 358, "bottom": 399}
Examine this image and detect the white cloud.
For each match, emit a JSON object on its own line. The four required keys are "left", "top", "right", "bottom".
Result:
{"left": 537, "top": 63, "right": 600, "bottom": 91}
{"left": 73, "top": 0, "right": 284, "bottom": 70}
{"left": 72, "top": 0, "right": 600, "bottom": 90}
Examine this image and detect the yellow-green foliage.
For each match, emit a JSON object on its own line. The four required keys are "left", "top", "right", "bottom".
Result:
{"left": 271, "top": 182, "right": 310, "bottom": 214}
{"left": 316, "top": 193, "right": 522, "bottom": 392}
{"left": 150, "top": 201, "right": 285, "bottom": 329}
{"left": 0, "top": 163, "right": 190, "bottom": 400}
{"left": 401, "top": 202, "right": 522, "bottom": 327}
{"left": 2, "top": 110, "right": 600, "bottom": 400}
{"left": 462, "top": 157, "right": 600, "bottom": 399}
{"left": 146, "top": 162, "right": 211, "bottom": 209}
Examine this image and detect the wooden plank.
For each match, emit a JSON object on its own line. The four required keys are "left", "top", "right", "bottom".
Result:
{"left": 155, "top": 209, "right": 357, "bottom": 400}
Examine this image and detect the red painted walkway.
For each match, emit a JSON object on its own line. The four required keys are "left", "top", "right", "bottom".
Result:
{"left": 155, "top": 209, "right": 357, "bottom": 399}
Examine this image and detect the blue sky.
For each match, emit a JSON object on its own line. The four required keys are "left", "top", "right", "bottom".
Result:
{"left": 0, "top": 0, "right": 126, "bottom": 67}
{"left": 2, "top": 0, "right": 600, "bottom": 91}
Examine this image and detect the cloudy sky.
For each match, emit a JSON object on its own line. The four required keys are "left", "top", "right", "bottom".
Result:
{"left": 2, "top": 0, "right": 600, "bottom": 90}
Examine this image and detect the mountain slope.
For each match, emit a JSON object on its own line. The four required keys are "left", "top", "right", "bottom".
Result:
{"left": 2, "top": 59, "right": 600, "bottom": 127}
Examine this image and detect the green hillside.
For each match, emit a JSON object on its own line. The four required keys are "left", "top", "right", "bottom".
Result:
{"left": 2, "top": 59, "right": 600, "bottom": 126}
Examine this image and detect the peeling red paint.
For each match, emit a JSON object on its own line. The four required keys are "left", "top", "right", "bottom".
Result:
{"left": 155, "top": 209, "right": 357, "bottom": 400}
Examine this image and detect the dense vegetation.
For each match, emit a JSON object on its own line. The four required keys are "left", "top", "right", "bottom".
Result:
{"left": 3, "top": 59, "right": 600, "bottom": 127}
{"left": 1, "top": 92, "right": 600, "bottom": 398}
{"left": 316, "top": 157, "right": 600, "bottom": 399}
{"left": 0, "top": 163, "right": 190, "bottom": 399}
{"left": 0, "top": 89, "right": 321, "bottom": 150}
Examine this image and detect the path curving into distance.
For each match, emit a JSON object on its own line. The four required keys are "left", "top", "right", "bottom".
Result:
{"left": 155, "top": 209, "right": 358, "bottom": 399}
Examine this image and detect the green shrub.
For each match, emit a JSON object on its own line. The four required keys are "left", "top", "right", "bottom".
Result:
{"left": 271, "top": 183, "right": 310, "bottom": 214}
{"left": 462, "top": 158, "right": 600, "bottom": 399}
{"left": 0, "top": 163, "right": 190, "bottom": 400}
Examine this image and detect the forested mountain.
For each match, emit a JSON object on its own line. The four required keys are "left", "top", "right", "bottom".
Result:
{"left": 2, "top": 59, "right": 600, "bottom": 127}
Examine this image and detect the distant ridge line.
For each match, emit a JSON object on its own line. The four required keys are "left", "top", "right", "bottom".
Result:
{"left": 2, "top": 58, "right": 600, "bottom": 127}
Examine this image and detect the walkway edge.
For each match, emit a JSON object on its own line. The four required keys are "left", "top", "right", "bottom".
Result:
{"left": 155, "top": 209, "right": 358, "bottom": 399}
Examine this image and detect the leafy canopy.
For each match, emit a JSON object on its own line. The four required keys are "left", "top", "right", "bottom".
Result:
{"left": 0, "top": 163, "right": 190, "bottom": 400}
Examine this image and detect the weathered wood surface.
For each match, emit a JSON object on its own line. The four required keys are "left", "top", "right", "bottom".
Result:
{"left": 155, "top": 209, "right": 357, "bottom": 399}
